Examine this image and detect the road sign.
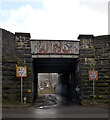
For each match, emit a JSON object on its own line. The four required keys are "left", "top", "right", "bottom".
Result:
{"left": 28, "top": 89, "right": 31, "bottom": 93}
{"left": 89, "top": 71, "right": 98, "bottom": 80}
{"left": 16, "top": 66, "right": 27, "bottom": 77}
{"left": 16, "top": 66, "right": 27, "bottom": 103}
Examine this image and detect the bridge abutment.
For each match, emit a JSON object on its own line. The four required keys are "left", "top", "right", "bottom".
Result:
{"left": 2, "top": 29, "right": 17, "bottom": 103}
{"left": 15, "top": 32, "right": 34, "bottom": 103}
{"left": 1, "top": 28, "right": 110, "bottom": 106}
{"left": 78, "top": 35, "right": 110, "bottom": 105}
{"left": 2, "top": 28, "right": 35, "bottom": 104}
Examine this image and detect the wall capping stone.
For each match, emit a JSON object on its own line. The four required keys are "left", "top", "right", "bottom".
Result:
{"left": 15, "top": 32, "right": 31, "bottom": 38}
{"left": 77, "top": 34, "right": 94, "bottom": 39}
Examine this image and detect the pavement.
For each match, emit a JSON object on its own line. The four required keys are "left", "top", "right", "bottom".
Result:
{"left": 2, "top": 104, "right": 31, "bottom": 108}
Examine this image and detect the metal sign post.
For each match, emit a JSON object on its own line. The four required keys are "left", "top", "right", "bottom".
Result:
{"left": 93, "top": 80, "right": 95, "bottom": 101}
{"left": 89, "top": 70, "right": 98, "bottom": 102}
{"left": 92, "top": 69, "right": 95, "bottom": 101}
{"left": 21, "top": 77, "right": 23, "bottom": 103}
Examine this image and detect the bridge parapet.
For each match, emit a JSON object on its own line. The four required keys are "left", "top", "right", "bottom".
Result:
{"left": 31, "top": 40, "right": 79, "bottom": 58}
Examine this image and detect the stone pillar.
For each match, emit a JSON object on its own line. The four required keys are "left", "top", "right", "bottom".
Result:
{"left": 93, "top": 35, "right": 110, "bottom": 104}
{"left": 78, "top": 34, "right": 110, "bottom": 105}
{"left": 78, "top": 35, "right": 95, "bottom": 104}
{"left": 15, "top": 32, "right": 34, "bottom": 103}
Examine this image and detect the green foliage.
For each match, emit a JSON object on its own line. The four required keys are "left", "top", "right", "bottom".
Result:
{"left": 40, "top": 89, "right": 55, "bottom": 94}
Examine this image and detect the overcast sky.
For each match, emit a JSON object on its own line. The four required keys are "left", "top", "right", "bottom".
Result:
{"left": 0, "top": 0, "right": 109, "bottom": 40}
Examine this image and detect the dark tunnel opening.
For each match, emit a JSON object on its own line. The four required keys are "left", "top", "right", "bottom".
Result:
{"left": 33, "top": 58, "right": 81, "bottom": 106}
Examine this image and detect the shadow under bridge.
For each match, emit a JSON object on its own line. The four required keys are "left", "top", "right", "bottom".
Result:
{"left": 33, "top": 58, "right": 80, "bottom": 105}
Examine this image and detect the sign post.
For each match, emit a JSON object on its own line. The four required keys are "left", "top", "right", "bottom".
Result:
{"left": 21, "top": 77, "right": 23, "bottom": 103}
{"left": 16, "top": 66, "right": 27, "bottom": 103}
{"left": 93, "top": 80, "right": 95, "bottom": 101}
{"left": 89, "top": 70, "right": 98, "bottom": 101}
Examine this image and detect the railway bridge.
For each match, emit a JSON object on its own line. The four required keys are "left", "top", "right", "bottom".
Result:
{"left": 1, "top": 28, "right": 110, "bottom": 105}
{"left": 31, "top": 40, "right": 80, "bottom": 101}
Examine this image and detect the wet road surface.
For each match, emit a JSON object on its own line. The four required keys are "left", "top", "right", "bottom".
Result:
{"left": 2, "top": 94, "right": 109, "bottom": 118}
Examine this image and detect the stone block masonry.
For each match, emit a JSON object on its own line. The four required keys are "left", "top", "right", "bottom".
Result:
{"left": 1, "top": 28, "right": 110, "bottom": 105}
{"left": 2, "top": 28, "right": 17, "bottom": 103}
{"left": 2, "top": 29, "right": 34, "bottom": 104}
{"left": 0, "top": 29, "right": 2, "bottom": 112}
{"left": 15, "top": 32, "right": 34, "bottom": 103}
{"left": 78, "top": 34, "right": 110, "bottom": 105}
{"left": 93, "top": 36, "right": 110, "bottom": 104}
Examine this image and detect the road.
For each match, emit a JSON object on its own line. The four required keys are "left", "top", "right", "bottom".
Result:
{"left": 2, "top": 95, "right": 109, "bottom": 119}
{"left": 2, "top": 105, "right": 109, "bottom": 118}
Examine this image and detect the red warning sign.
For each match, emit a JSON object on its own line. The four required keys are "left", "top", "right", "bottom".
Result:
{"left": 89, "top": 71, "right": 98, "bottom": 80}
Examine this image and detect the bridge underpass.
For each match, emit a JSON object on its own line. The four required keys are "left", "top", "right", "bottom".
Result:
{"left": 32, "top": 58, "right": 80, "bottom": 106}
{"left": 30, "top": 40, "right": 80, "bottom": 106}
{"left": 1, "top": 30, "right": 110, "bottom": 118}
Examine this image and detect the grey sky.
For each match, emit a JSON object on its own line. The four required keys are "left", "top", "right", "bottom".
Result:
{"left": 0, "top": 0, "right": 109, "bottom": 40}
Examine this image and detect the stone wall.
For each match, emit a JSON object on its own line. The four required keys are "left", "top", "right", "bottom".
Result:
{"left": 1, "top": 28, "right": 110, "bottom": 105}
{"left": 94, "top": 36, "right": 110, "bottom": 104}
{"left": 2, "top": 28, "right": 17, "bottom": 103}
{"left": 0, "top": 29, "right": 2, "bottom": 108}
{"left": 2, "top": 29, "right": 34, "bottom": 104}
{"left": 15, "top": 32, "right": 34, "bottom": 103}
{"left": 78, "top": 35, "right": 110, "bottom": 105}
